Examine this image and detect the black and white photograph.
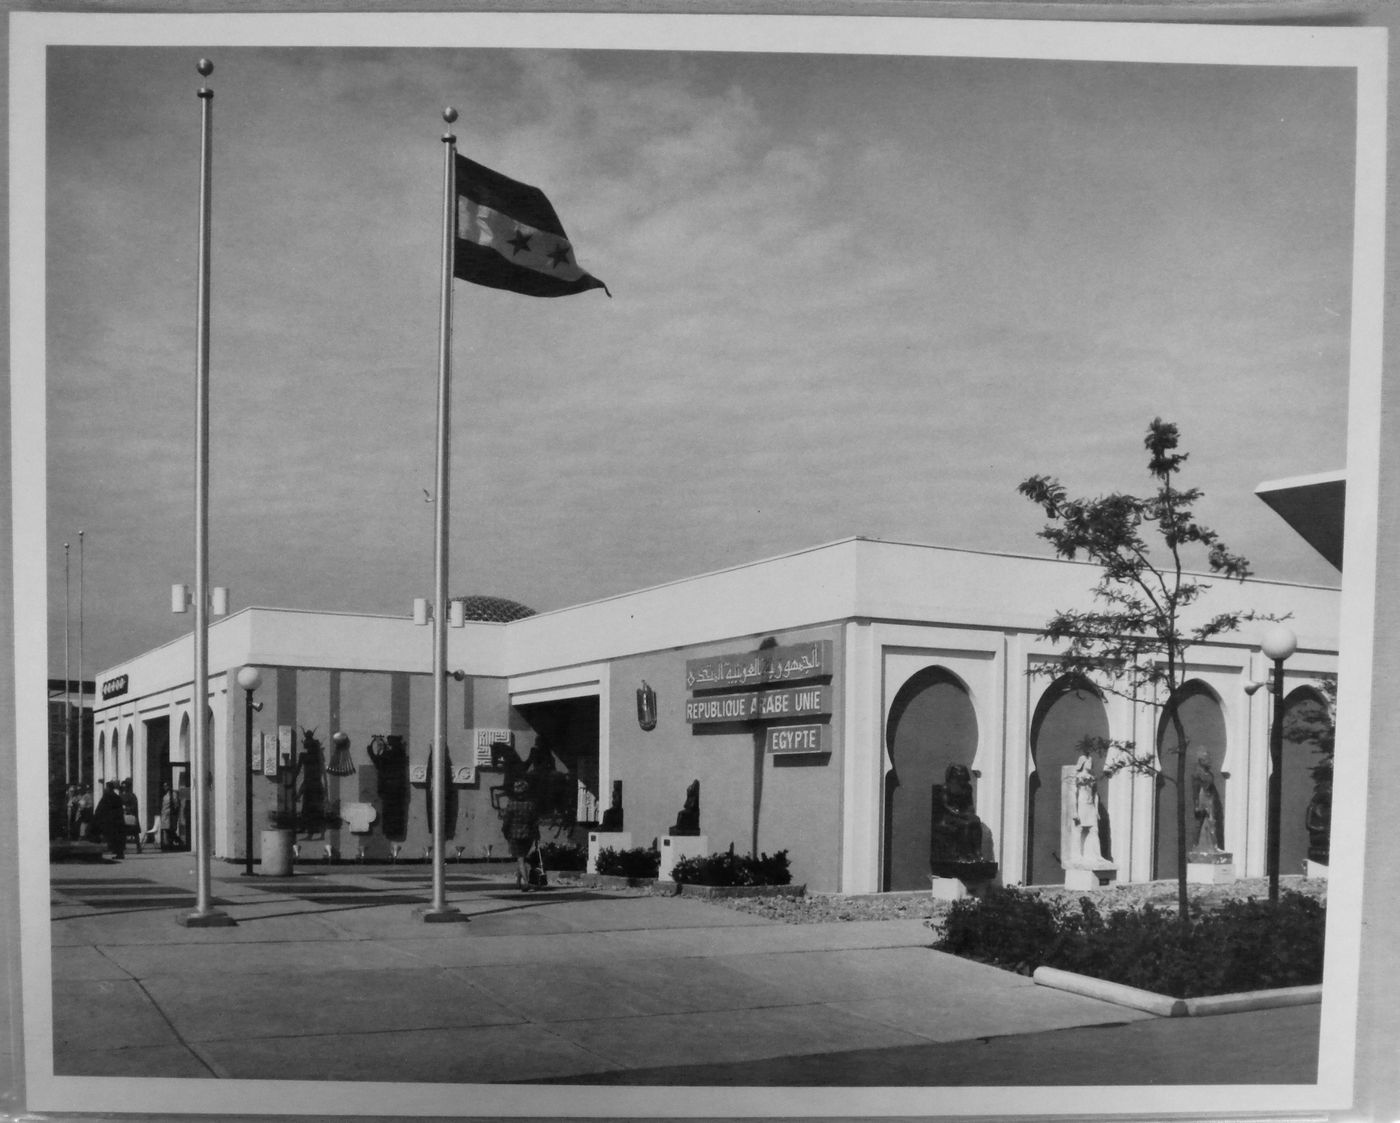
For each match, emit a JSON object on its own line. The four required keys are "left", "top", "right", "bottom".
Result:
{"left": 6, "top": 8, "right": 1394, "bottom": 1120}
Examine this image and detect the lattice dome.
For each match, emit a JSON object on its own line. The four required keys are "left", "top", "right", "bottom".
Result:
{"left": 451, "top": 595, "right": 537, "bottom": 622}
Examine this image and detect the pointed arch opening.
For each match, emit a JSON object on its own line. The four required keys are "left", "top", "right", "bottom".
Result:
{"left": 1155, "top": 680, "right": 1227, "bottom": 881}
{"left": 1028, "top": 675, "right": 1109, "bottom": 885}
{"left": 883, "top": 666, "right": 979, "bottom": 891}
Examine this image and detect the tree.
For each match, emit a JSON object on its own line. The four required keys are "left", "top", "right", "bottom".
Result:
{"left": 1018, "top": 418, "right": 1264, "bottom": 929}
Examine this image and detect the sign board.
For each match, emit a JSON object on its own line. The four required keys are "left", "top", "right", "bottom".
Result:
{"left": 475, "top": 729, "right": 513, "bottom": 767}
{"left": 261, "top": 732, "right": 278, "bottom": 777}
{"left": 251, "top": 731, "right": 264, "bottom": 773}
{"left": 278, "top": 725, "right": 294, "bottom": 769}
{"left": 685, "top": 640, "right": 832, "bottom": 691}
{"left": 685, "top": 684, "right": 832, "bottom": 724}
{"left": 100, "top": 674, "right": 129, "bottom": 700}
{"left": 765, "top": 724, "right": 830, "bottom": 755}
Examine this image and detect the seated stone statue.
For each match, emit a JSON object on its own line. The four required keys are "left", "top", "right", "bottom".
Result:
{"left": 668, "top": 779, "right": 700, "bottom": 837}
{"left": 1306, "top": 779, "right": 1331, "bottom": 866}
{"left": 929, "top": 764, "right": 996, "bottom": 880}
{"left": 600, "top": 780, "right": 624, "bottom": 831}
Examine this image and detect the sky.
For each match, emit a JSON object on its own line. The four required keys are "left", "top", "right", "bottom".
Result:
{"left": 40, "top": 39, "right": 1357, "bottom": 677}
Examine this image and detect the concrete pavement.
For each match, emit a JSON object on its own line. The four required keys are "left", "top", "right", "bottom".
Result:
{"left": 48, "top": 849, "right": 1319, "bottom": 1086}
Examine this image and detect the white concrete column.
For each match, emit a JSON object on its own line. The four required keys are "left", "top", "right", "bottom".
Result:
{"left": 840, "top": 619, "right": 880, "bottom": 894}
{"left": 999, "top": 634, "right": 1032, "bottom": 886}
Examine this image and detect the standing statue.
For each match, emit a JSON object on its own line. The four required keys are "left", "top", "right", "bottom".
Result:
{"left": 929, "top": 763, "right": 996, "bottom": 880}
{"left": 367, "top": 734, "right": 409, "bottom": 840}
{"left": 1071, "top": 748, "right": 1101, "bottom": 863}
{"left": 668, "top": 779, "right": 700, "bottom": 837}
{"left": 297, "top": 728, "right": 327, "bottom": 837}
{"left": 1190, "top": 751, "right": 1224, "bottom": 853}
{"left": 425, "top": 744, "right": 459, "bottom": 839}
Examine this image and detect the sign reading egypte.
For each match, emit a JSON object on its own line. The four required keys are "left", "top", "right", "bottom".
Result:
{"left": 685, "top": 685, "right": 832, "bottom": 724}
{"left": 685, "top": 640, "right": 832, "bottom": 691}
{"left": 765, "top": 724, "right": 830, "bottom": 755}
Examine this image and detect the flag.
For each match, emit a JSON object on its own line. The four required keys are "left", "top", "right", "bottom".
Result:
{"left": 454, "top": 154, "right": 609, "bottom": 298}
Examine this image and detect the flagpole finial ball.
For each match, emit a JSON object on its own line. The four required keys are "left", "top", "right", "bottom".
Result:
{"left": 443, "top": 107, "right": 458, "bottom": 124}
{"left": 197, "top": 59, "right": 214, "bottom": 77}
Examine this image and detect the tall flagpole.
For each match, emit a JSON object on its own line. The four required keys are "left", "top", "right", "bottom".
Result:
{"left": 419, "top": 108, "right": 465, "bottom": 923}
{"left": 64, "top": 543, "right": 71, "bottom": 787}
{"left": 77, "top": 531, "right": 84, "bottom": 783}
{"left": 181, "top": 58, "right": 233, "bottom": 928}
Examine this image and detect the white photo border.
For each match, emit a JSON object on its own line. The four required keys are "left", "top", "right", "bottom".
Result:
{"left": 8, "top": 9, "right": 1389, "bottom": 1119}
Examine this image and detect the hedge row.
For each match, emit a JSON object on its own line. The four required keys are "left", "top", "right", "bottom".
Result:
{"left": 934, "top": 887, "right": 1325, "bottom": 998}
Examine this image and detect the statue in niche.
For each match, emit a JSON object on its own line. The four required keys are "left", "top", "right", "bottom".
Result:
{"left": 367, "top": 734, "right": 409, "bottom": 840}
{"left": 929, "top": 764, "right": 997, "bottom": 880}
{"left": 668, "top": 779, "right": 700, "bottom": 837}
{"left": 296, "top": 728, "right": 327, "bottom": 838}
{"left": 1190, "top": 751, "right": 1225, "bottom": 854}
{"left": 1306, "top": 779, "right": 1331, "bottom": 866}
{"left": 600, "top": 780, "right": 624, "bottom": 831}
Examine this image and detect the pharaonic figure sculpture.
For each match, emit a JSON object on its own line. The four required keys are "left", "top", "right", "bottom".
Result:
{"left": 930, "top": 763, "right": 996, "bottom": 880}
{"left": 1190, "top": 751, "right": 1225, "bottom": 854}
{"left": 668, "top": 779, "right": 700, "bottom": 837}
{"left": 367, "top": 734, "right": 409, "bottom": 840}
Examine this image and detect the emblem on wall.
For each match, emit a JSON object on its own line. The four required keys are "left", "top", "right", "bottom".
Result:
{"left": 636, "top": 680, "right": 658, "bottom": 731}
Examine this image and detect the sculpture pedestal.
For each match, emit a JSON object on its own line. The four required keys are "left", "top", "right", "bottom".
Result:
{"left": 929, "top": 876, "right": 994, "bottom": 901}
{"left": 1306, "top": 860, "right": 1329, "bottom": 880}
{"left": 1064, "top": 863, "right": 1117, "bottom": 890}
{"left": 658, "top": 834, "right": 708, "bottom": 882}
{"left": 1186, "top": 849, "right": 1235, "bottom": 885}
{"left": 587, "top": 831, "right": 633, "bottom": 874}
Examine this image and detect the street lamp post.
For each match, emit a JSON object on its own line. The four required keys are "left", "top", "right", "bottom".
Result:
{"left": 1262, "top": 623, "right": 1298, "bottom": 904}
{"left": 237, "top": 666, "right": 263, "bottom": 877}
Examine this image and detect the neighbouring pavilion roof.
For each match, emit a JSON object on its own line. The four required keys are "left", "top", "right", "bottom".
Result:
{"left": 452, "top": 595, "right": 537, "bottom": 622}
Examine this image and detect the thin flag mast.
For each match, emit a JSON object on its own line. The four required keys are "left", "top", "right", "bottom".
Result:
{"left": 180, "top": 58, "right": 234, "bottom": 928}
{"left": 64, "top": 542, "right": 71, "bottom": 786}
{"left": 419, "top": 108, "right": 467, "bottom": 923}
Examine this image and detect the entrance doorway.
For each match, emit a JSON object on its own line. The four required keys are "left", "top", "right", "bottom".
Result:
{"left": 143, "top": 715, "right": 170, "bottom": 843}
{"left": 513, "top": 696, "right": 601, "bottom": 835}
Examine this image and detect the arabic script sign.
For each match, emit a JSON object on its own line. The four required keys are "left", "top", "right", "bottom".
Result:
{"left": 685, "top": 685, "right": 832, "bottom": 725}
{"left": 685, "top": 640, "right": 832, "bottom": 691}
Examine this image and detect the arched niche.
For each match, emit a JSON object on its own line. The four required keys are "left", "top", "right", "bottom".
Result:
{"left": 1155, "top": 680, "right": 1227, "bottom": 881}
{"left": 883, "top": 666, "right": 979, "bottom": 891}
{"left": 1279, "top": 685, "right": 1332, "bottom": 875}
{"left": 1028, "top": 675, "right": 1109, "bottom": 885}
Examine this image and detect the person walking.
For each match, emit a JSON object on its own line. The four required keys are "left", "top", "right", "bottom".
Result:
{"left": 499, "top": 776, "right": 540, "bottom": 891}
{"left": 158, "top": 781, "right": 180, "bottom": 851}
{"left": 94, "top": 781, "right": 125, "bottom": 861}
{"left": 119, "top": 778, "right": 141, "bottom": 854}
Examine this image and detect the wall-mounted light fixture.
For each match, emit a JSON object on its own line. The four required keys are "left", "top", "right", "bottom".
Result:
{"left": 637, "top": 680, "right": 658, "bottom": 731}
{"left": 172, "top": 583, "right": 229, "bottom": 616}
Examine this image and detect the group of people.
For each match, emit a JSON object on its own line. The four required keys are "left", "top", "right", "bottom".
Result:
{"left": 60, "top": 778, "right": 188, "bottom": 860}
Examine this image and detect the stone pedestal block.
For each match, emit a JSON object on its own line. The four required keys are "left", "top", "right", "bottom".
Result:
{"left": 658, "top": 834, "right": 709, "bottom": 882}
{"left": 587, "top": 831, "right": 633, "bottom": 874}
{"left": 1306, "top": 860, "right": 1329, "bottom": 880}
{"left": 1064, "top": 864, "right": 1117, "bottom": 891}
{"left": 930, "top": 876, "right": 971, "bottom": 901}
{"left": 1186, "top": 860, "right": 1237, "bottom": 885}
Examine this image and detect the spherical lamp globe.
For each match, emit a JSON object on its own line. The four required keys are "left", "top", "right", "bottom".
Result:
{"left": 1261, "top": 625, "right": 1298, "bottom": 663}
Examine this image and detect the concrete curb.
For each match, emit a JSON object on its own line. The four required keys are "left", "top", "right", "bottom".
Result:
{"left": 1032, "top": 966, "right": 1322, "bottom": 1018}
{"left": 556, "top": 872, "right": 805, "bottom": 898}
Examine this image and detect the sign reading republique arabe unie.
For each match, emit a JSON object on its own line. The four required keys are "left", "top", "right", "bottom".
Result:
{"left": 684, "top": 684, "right": 832, "bottom": 724}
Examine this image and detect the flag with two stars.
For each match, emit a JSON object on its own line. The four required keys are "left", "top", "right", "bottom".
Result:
{"left": 453, "top": 154, "right": 609, "bottom": 298}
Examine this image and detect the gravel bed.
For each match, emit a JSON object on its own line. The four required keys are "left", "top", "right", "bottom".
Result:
{"left": 703, "top": 875, "right": 1327, "bottom": 927}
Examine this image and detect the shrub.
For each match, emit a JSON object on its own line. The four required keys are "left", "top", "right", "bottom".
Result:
{"left": 671, "top": 848, "right": 791, "bottom": 887}
{"left": 595, "top": 845, "right": 660, "bottom": 879}
{"left": 934, "top": 888, "right": 1325, "bottom": 997}
{"left": 539, "top": 840, "right": 586, "bottom": 871}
